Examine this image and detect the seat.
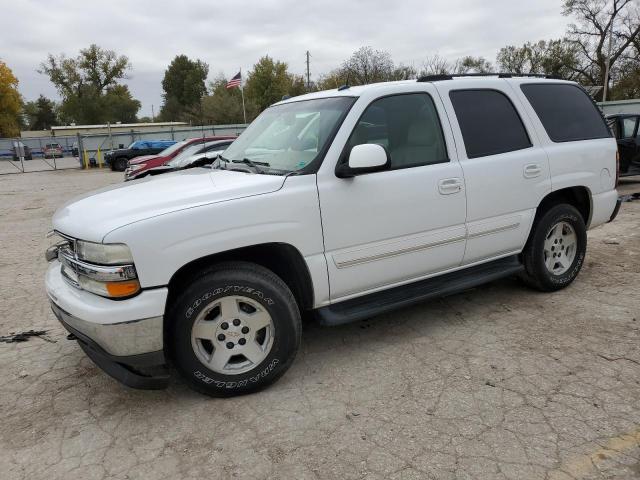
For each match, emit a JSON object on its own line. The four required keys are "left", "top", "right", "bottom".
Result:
{"left": 392, "top": 114, "right": 445, "bottom": 168}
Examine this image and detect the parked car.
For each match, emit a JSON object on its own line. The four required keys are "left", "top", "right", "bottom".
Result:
{"left": 45, "top": 75, "right": 619, "bottom": 397}
{"left": 43, "top": 143, "right": 63, "bottom": 159}
{"left": 104, "top": 140, "right": 177, "bottom": 172}
{"left": 124, "top": 136, "right": 236, "bottom": 180}
{"left": 12, "top": 141, "right": 32, "bottom": 160}
{"left": 607, "top": 113, "right": 640, "bottom": 176}
{"left": 127, "top": 139, "right": 234, "bottom": 180}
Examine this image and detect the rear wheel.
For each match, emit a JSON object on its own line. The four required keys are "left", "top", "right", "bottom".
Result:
{"left": 521, "top": 204, "right": 587, "bottom": 291}
{"left": 168, "top": 262, "right": 301, "bottom": 397}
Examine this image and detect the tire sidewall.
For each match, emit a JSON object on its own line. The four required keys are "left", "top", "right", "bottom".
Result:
{"left": 532, "top": 206, "right": 587, "bottom": 289}
{"left": 169, "top": 268, "right": 300, "bottom": 396}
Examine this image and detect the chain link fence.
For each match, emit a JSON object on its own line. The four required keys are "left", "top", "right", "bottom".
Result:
{"left": 0, "top": 123, "right": 247, "bottom": 175}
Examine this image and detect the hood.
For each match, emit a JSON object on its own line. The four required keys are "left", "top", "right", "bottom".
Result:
{"left": 53, "top": 169, "right": 286, "bottom": 242}
{"left": 129, "top": 154, "right": 160, "bottom": 165}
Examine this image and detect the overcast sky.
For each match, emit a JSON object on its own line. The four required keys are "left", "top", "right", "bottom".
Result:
{"left": 2, "top": 0, "right": 570, "bottom": 118}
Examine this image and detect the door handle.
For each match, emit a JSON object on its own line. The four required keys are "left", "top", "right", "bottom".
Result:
{"left": 523, "top": 164, "right": 542, "bottom": 178}
{"left": 438, "top": 177, "right": 463, "bottom": 195}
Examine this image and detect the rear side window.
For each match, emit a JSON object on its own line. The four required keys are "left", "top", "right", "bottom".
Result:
{"left": 521, "top": 84, "right": 610, "bottom": 142}
{"left": 449, "top": 89, "right": 531, "bottom": 159}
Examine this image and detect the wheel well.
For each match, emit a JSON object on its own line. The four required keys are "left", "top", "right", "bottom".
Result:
{"left": 166, "top": 243, "right": 315, "bottom": 312}
{"left": 536, "top": 186, "right": 591, "bottom": 226}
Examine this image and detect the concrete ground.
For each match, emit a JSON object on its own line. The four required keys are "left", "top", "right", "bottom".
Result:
{"left": 0, "top": 169, "right": 639, "bottom": 480}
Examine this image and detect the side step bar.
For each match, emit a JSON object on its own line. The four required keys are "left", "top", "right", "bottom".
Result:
{"left": 315, "top": 255, "right": 524, "bottom": 326}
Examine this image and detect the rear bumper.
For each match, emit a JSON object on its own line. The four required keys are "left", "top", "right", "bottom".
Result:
{"left": 590, "top": 189, "right": 619, "bottom": 228}
{"left": 608, "top": 197, "right": 622, "bottom": 222}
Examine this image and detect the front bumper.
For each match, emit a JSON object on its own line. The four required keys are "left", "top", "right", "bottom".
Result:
{"left": 46, "top": 261, "right": 170, "bottom": 389}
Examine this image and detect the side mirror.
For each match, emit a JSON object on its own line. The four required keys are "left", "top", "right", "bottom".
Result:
{"left": 335, "top": 143, "right": 390, "bottom": 178}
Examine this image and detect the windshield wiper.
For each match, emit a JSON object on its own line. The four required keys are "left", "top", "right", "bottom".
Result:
{"left": 231, "top": 158, "right": 270, "bottom": 174}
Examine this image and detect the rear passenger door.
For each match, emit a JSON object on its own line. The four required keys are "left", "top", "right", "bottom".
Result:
{"left": 437, "top": 81, "right": 551, "bottom": 264}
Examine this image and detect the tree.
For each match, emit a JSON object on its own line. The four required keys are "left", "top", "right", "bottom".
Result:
{"left": 455, "top": 56, "right": 493, "bottom": 74}
{"left": 245, "top": 56, "right": 304, "bottom": 112}
{"left": 23, "top": 95, "right": 59, "bottom": 130}
{"left": 202, "top": 75, "right": 258, "bottom": 124}
{"left": 40, "top": 44, "right": 138, "bottom": 124}
{"left": 317, "top": 47, "right": 416, "bottom": 89}
{"left": 0, "top": 60, "right": 22, "bottom": 137}
{"left": 103, "top": 85, "right": 141, "bottom": 123}
{"left": 496, "top": 39, "right": 580, "bottom": 78}
{"left": 159, "top": 55, "right": 209, "bottom": 121}
{"left": 418, "top": 54, "right": 493, "bottom": 77}
{"left": 563, "top": 0, "right": 640, "bottom": 99}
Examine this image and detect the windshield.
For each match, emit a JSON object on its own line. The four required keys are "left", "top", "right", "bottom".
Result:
{"left": 221, "top": 97, "right": 355, "bottom": 173}
{"left": 167, "top": 142, "right": 209, "bottom": 167}
{"left": 158, "top": 140, "right": 188, "bottom": 156}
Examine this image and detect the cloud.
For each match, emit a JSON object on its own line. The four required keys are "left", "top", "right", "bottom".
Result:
{"left": 1, "top": 0, "right": 569, "bottom": 117}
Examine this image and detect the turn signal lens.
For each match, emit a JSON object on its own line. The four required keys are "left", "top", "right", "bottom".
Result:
{"left": 615, "top": 150, "right": 620, "bottom": 187}
{"left": 105, "top": 280, "right": 141, "bottom": 298}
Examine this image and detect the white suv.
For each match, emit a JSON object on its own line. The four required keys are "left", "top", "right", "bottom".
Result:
{"left": 45, "top": 75, "right": 620, "bottom": 396}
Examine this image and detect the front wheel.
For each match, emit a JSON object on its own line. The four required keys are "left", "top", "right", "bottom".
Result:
{"left": 520, "top": 204, "right": 587, "bottom": 292}
{"left": 112, "top": 157, "right": 128, "bottom": 171}
{"left": 168, "top": 262, "right": 301, "bottom": 397}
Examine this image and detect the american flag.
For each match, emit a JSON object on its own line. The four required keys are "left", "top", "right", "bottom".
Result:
{"left": 226, "top": 72, "right": 242, "bottom": 89}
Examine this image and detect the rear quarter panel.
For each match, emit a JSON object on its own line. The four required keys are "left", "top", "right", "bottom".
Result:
{"left": 508, "top": 79, "right": 618, "bottom": 226}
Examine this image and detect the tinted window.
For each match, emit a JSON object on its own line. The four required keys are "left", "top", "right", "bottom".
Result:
{"left": 622, "top": 117, "right": 638, "bottom": 138}
{"left": 347, "top": 93, "right": 448, "bottom": 169}
{"left": 521, "top": 83, "right": 610, "bottom": 142}
{"left": 449, "top": 89, "right": 531, "bottom": 159}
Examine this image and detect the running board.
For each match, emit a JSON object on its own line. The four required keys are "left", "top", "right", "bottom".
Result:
{"left": 315, "top": 255, "right": 524, "bottom": 326}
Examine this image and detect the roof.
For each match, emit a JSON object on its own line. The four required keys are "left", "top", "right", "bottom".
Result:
{"left": 51, "top": 122, "right": 187, "bottom": 131}
{"left": 277, "top": 76, "right": 576, "bottom": 106}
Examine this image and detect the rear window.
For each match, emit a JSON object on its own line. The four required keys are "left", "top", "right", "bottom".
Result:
{"left": 520, "top": 83, "right": 610, "bottom": 142}
{"left": 449, "top": 89, "right": 531, "bottom": 159}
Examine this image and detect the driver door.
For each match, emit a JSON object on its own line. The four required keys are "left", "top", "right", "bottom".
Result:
{"left": 316, "top": 88, "right": 467, "bottom": 301}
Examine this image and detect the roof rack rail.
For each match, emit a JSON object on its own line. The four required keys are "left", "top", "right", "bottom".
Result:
{"left": 417, "top": 72, "right": 561, "bottom": 82}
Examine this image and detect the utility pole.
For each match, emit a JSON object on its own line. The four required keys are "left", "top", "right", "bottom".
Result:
{"left": 305, "top": 51, "right": 311, "bottom": 90}
{"left": 151, "top": 104, "right": 155, "bottom": 123}
{"left": 602, "top": 18, "right": 614, "bottom": 102}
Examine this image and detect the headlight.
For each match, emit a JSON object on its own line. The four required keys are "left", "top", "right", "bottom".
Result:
{"left": 47, "top": 232, "right": 140, "bottom": 299}
{"left": 128, "top": 164, "right": 144, "bottom": 172}
{"left": 76, "top": 240, "right": 134, "bottom": 265}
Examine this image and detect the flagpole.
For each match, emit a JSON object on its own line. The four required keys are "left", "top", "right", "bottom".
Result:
{"left": 240, "top": 67, "right": 247, "bottom": 124}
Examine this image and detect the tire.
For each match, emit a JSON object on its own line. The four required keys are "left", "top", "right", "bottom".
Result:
{"left": 112, "top": 157, "right": 128, "bottom": 171}
{"left": 168, "top": 261, "right": 302, "bottom": 397}
{"left": 520, "top": 204, "right": 587, "bottom": 292}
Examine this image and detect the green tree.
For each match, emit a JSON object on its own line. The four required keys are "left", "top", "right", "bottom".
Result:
{"left": 496, "top": 39, "right": 580, "bottom": 79}
{"left": 39, "top": 44, "right": 138, "bottom": 124}
{"left": 202, "top": 75, "right": 258, "bottom": 124}
{"left": 159, "top": 55, "right": 209, "bottom": 121}
{"left": 317, "top": 46, "right": 416, "bottom": 89}
{"left": 103, "top": 85, "right": 141, "bottom": 123}
{"left": 23, "top": 95, "right": 59, "bottom": 130}
{"left": 0, "top": 60, "right": 22, "bottom": 137}
{"left": 245, "top": 56, "right": 305, "bottom": 112}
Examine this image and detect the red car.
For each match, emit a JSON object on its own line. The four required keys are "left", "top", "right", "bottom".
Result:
{"left": 124, "top": 136, "right": 236, "bottom": 180}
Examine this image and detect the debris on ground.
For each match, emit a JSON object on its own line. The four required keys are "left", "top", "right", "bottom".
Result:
{"left": 620, "top": 192, "right": 640, "bottom": 202}
{"left": 603, "top": 238, "right": 621, "bottom": 245}
{"left": 0, "top": 330, "right": 54, "bottom": 344}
